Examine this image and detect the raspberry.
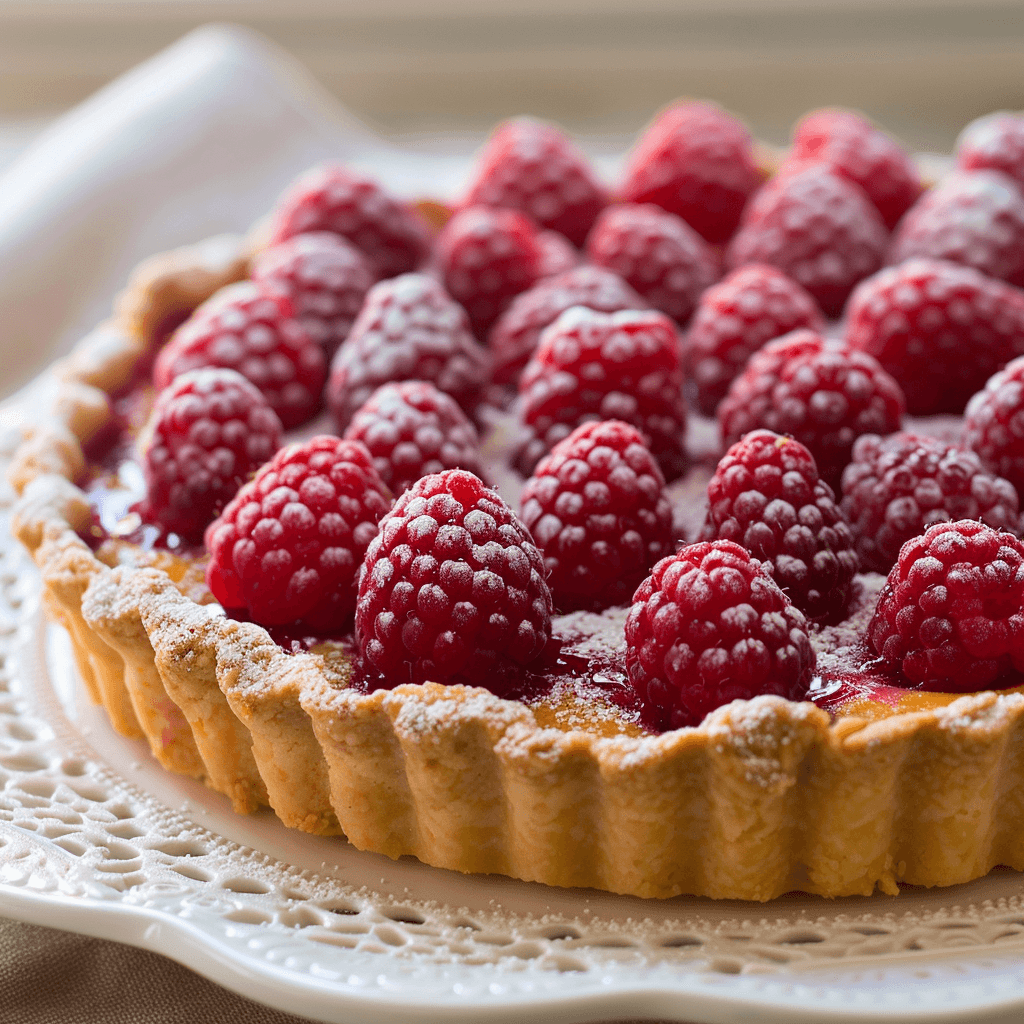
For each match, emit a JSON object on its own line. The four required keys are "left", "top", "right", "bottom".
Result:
{"left": 138, "top": 368, "right": 282, "bottom": 540}
{"left": 520, "top": 420, "right": 674, "bottom": 612}
{"left": 152, "top": 282, "right": 326, "bottom": 429}
{"left": 204, "top": 436, "right": 391, "bottom": 631}
{"left": 251, "top": 231, "right": 375, "bottom": 359}
{"left": 844, "top": 259, "right": 1024, "bottom": 415}
{"left": 437, "top": 206, "right": 576, "bottom": 338}
{"left": 964, "top": 355, "right": 1024, "bottom": 497}
{"left": 343, "top": 381, "right": 483, "bottom": 495}
{"left": 867, "top": 520, "right": 1024, "bottom": 692}
{"left": 957, "top": 113, "right": 1024, "bottom": 191}
{"left": 684, "top": 264, "right": 825, "bottom": 415}
{"left": 515, "top": 307, "right": 687, "bottom": 481}
{"left": 888, "top": 170, "right": 1024, "bottom": 288}
{"left": 620, "top": 101, "right": 761, "bottom": 244}
{"left": 725, "top": 164, "right": 888, "bottom": 317}
{"left": 326, "top": 273, "right": 491, "bottom": 431}
{"left": 788, "top": 109, "right": 922, "bottom": 229}
{"left": 624, "top": 539, "right": 816, "bottom": 731}
{"left": 355, "top": 469, "right": 552, "bottom": 691}
{"left": 488, "top": 265, "right": 648, "bottom": 387}
{"left": 267, "top": 163, "right": 431, "bottom": 279}
{"left": 840, "top": 432, "right": 1021, "bottom": 574}
{"left": 584, "top": 203, "right": 720, "bottom": 324}
{"left": 717, "top": 330, "right": 905, "bottom": 491}
{"left": 461, "top": 117, "right": 607, "bottom": 246}
{"left": 701, "top": 431, "right": 857, "bottom": 622}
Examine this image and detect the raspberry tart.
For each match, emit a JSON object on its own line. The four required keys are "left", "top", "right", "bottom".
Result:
{"left": 12, "top": 106, "right": 1024, "bottom": 904}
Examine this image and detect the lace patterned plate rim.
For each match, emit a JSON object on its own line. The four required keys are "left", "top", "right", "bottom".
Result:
{"left": 5, "top": 412, "right": 1024, "bottom": 1024}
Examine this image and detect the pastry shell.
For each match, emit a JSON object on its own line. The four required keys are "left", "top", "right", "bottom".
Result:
{"left": 11, "top": 234, "right": 1024, "bottom": 902}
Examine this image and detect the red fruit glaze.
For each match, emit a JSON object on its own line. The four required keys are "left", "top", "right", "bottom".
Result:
{"left": 957, "top": 112, "right": 1024, "bottom": 191}
{"left": 964, "top": 355, "right": 1024, "bottom": 498}
{"left": 624, "top": 539, "right": 816, "bottom": 730}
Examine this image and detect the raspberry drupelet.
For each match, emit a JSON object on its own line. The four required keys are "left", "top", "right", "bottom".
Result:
{"left": 515, "top": 306, "right": 688, "bottom": 481}
{"left": 701, "top": 430, "right": 858, "bottom": 622}
{"left": 684, "top": 263, "right": 825, "bottom": 416}
{"left": 138, "top": 368, "right": 283, "bottom": 541}
{"left": 204, "top": 436, "right": 392, "bottom": 632}
{"left": 963, "top": 355, "right": 1024, "bottom": 497}
{"left": 520, "top": 420, "right": 674, "bottom": 612}
{"left": 868, "top": 520, "right": 1024, "bottom": 692}
{"left": 461, "top": 116, "right": 607, "bottom": 247}
{"left": 840, "top": 432, "right": 1021, "bottom": 574}
{"left": 326, "top": 273, "right": 492, "bottom": 432}
{"left": 343, "top": 380, "right": 484, "bottom": 495}
{"left": 355, "top": 469, "right": 552, "bottom": 692}
{"left": 717, "top": 329, "right": 905, "bottom": 492}
{"left": 624, "top": 539, "right": 816, "bottom": 731}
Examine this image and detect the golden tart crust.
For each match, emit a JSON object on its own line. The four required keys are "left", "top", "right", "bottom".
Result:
{"left": 12, "top": 234, "right": 1024, "bottom": 902}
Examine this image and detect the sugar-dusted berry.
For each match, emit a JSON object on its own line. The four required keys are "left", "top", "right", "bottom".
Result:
{"left": 964, "top": 355, "right": 1024, "bottom": 497}
{"left": 957, "top": 112, "right": 1024, "bottom": 191}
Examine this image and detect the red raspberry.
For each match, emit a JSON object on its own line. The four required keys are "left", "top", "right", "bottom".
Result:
{"left": 684, "top": 264, "right": 825, "bottom": 415}
{"left": 624, "top": 539, "right": 816, "bottom": 731}
{"left": 152, "top": 282, "right": 326, "bottom": 429}
{"left": 515, "top": 307, "right": 687, "bottom": 481}
{"left": 584, "top": 203, "right": 720, "bottom": 324}
{"left": 844, "top": 259, "right": 1024, "bottom": 415}
{"left": 251, "top": 231, "right": 375, "bottom": 359}
{"left": 461, "top": 117, "right": 607, "bottom": 247}
{"left": 787, "top": 109, "right": 922, "bottom": 230}
{"left": 343, "top": 381, "right": 483, "bottom": 495}
{"left": 717, "top": 330, "right": 905, "bottom": 491}
{"left": 956, "top": 113, "right": 1024, "bottom": 192}
{"left": 355, "top": 469, "right": 552, "bottom": 691}
{"left": 488, "top": 265, "right": 648, "bottom": 387}
{"left": 520, "top": 420, "right": 674, "bottom": 612}
{"left": 867, "top": 520, "right": 1024, "bottom": 692}
{"left": 205, "top": 436, "right": 391, "bottom": 631}
{"left": 326, "top": 273, "right": 491, "bottom": 431}
{"left": 964, "top": 355, "right": 1024, "bottom": 497}
{"left": 841, "top": 432, "right": 1021, "bottom": 574}
{"left": 620, "top": 101, "right": 761, "bottom": 245}
{"left": 888, "top": 170, "right": 1024, "bottom": 288}
{"left": 266, "top": 163, "right": 431, "bottom": 279}
{"left": 725, "top": 164, "right": 888, "bottom": 317}
{"left": 701, "top": 431, "right": 857, "bottom": 622}
{"left": 437, "top": 206, "right": 576, "bottom": 338}
{"left": 139, "top": 368, "right": 282, "bottom": 540}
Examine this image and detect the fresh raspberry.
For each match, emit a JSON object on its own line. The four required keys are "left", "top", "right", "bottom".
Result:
{"left": 684, "top": 264, "right": 825, "bottom": 415}
{"left": 964, "top": 355, "right": 1024, "bottom": 497}
{"left": 620, "top": 101, "right": 761, "bottom": 244}
{"left": 326, "top": 273, "right": 491, "bottom": 431}
{"left": 250, "top": 231, "right": 375, "bottom": 359}
{"left": 437, "top": 206, "right": 576, "bottom": 338}
{"left": 152, "top": 282, "right": 326, "bottom": 429}
{"left": 956, "top": 113, "right": 1024, "bottom": 192}
{"left": 584, "top": 203, "right": 720, "bottom": 324}
{"left": 717, "top": 330, "right": 905, "bottom": 491}
{"left": 701, "top": 431, "right": 857, "bottom": 622}
{"left": 515, "top": 307, "right": 687, "bottom": 481}
{"left": 725, "top": 164, "right": 888, "bottom": 317}
{"left": 520, "top": 420, "right": 674, "bottom": 612}
{"left": 867, "top": 520, "right": 1024, "bottom": 692}
{"left": 204, "top": 436, "right": 391, "bottom": 631}
{"left": 461, "top": 117, "right": 607, "bottom": 246}
{"left": 266, "top": 163, "right": 431, "bottom": 279}
{"left": 355, "top": 469, "right": 552, "bottom": 691}
{"left": 844, "top": 258, "right": 1024, "bottom": 415}
{"left": 488, "top": 265, "right": 648, "bottom": 387}
{"left": 138, "top": 368, "right": 282, "bottom": 540}
{"left": 624, "top": 539, "right": 816, "bottom": 731}
{"left": 343, "top": 381, "right": 484, "bottom": 495}
{"left": 840, "top": 432, "right": 1021, "bottom": 574}
{"left": 787, "top": 109, "right": 922, "bottom": 229}
{"left": 888, "top": 170, "right": 1024, "bottom": 288}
